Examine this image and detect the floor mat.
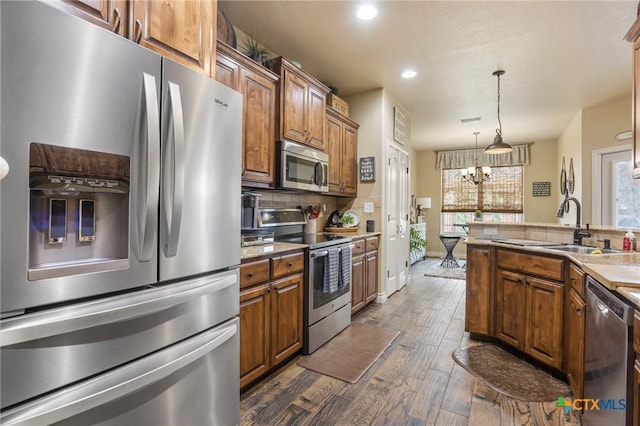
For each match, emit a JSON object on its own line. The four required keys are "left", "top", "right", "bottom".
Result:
{"left": 452, "top": 344, "right": 572, "bottom": 401}
{"left": 297, "top": 323, "right": 399, "bottom": 383}
{"left": 423, "top": 263, "right": 466, "bottom": 280}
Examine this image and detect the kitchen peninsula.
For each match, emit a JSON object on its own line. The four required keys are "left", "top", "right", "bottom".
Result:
{"left": 464, "top": 221, "right": 640, "bottom": 415}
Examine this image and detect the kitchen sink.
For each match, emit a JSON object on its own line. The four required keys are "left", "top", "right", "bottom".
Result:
{"left": 543, "top": 245, "right": 622, "bottom": 254}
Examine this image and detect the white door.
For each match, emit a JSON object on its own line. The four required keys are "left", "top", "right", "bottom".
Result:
{"left": 386, "top": 144, "right": 410, "bottom": 298}
{"left": 386, "top": 146, "right": 400, "bottom": 296}
{"left": 398, "top": 149, "right": 410, "bottom": 289}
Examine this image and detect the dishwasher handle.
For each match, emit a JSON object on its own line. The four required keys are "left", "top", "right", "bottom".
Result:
{"left": 586, "top": 276, "right": 633, "bottom": 325}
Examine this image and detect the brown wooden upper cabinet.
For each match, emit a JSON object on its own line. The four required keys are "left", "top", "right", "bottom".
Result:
{"left": 326, "top": 108, "right": 359, "bottom": 197}
{"left": 215, "top": 41, "right": 279, "bottom": 188}
{"left": 131, "top": 0, "right": 216, "bottom": 77}
{"left": 55, "top": 0, "right": 128, "bottom": 37}
{"left": 626, "top": 13, "right": 640, "bottom": 179}
{"left": 264, "top": 57, "right": 330, "bottom": 151}
{"left": 56, "top": 0, "right": 217, "bottom": 77}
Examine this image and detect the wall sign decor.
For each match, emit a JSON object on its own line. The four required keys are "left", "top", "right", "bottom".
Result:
{"left": 359, "top": 157, "right": 375, "bottom": 182}
{"left": 532, "top": 181, "right": 551, "bottom": 197}
{"left": 394, "top": 107, "right": 406, "bottom": 145}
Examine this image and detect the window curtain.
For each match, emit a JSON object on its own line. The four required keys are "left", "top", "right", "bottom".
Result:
{"left": 436, "top": 144, "right": 531, "bottom": 169}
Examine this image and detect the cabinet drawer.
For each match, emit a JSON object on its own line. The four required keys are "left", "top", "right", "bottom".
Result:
{"left": 568, "top": 263, "right": 585, "bottom": 298}
{"left": 352, "top": 238, "right": 365, "bottom": 256}
{"left": 271, "top": 252, "right": 304, "bottom": 279}
{"left": 365, "top": 237, "right": 379, "bottom": 252}
{"left": 634, "top": 310, "right": 640, "bottom": 355}
{"left": 240, "top": 260, "right": 270, "bottom": 289}
{"left": 497, "top": 249, "right": 564, "bottom": 281}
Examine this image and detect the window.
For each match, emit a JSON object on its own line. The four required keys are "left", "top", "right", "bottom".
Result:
{"left": 441, "top": 166, "right": 524, "bottom": 233}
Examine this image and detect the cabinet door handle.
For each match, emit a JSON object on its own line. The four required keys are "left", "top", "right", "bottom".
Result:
{"left": 287, "top": 262, "right": 293, "bottom": 267}
{"left": 134, "top": 19, "right": 143, "bottom": 44}
{"left": 111, "top": 7, "right": 121, "bottom": 34}
{"left": 247, "top": 272, "right": 254, "bottom": 278}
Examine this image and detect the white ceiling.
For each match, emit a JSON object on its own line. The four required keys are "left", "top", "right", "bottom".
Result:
{"left": 219, "top": 1, "right": 637, "bottom": 152}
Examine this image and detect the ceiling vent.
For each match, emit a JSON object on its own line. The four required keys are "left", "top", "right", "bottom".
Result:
{"left": 459, "top": 116, "right": 481, "bottom": 124}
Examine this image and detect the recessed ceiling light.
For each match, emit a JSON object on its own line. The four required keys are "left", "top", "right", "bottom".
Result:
{"left": 401, "top": 70, "right": 417, "bottom": 79}
{"left": 357, "top": 4, "right": 378, "bottom": 20}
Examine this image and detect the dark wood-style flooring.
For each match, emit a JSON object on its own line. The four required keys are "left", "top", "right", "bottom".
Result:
{"left": 240, "top": 259, "right": 581, "bottom": 426}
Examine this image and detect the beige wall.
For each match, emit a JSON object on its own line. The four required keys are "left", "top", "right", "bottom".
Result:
{"left": 343, "top": 89, "right": 414, "bottom": 299}
{"left": 524, "top": 139, "right": 559, "bottom": 223}
{"left": 556, "top": 110, "right": 583, "bottom": 226}
{"left": 581, "top": 94, "right": 632, "bottom": 224}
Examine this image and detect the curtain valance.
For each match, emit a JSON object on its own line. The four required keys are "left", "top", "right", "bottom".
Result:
{"left": 436, "top": 144, "right": 531, "bottom": 169}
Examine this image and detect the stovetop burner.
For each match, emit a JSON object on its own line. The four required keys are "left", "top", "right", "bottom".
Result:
{"left": 275, "top": 232, "right": 352, "bottom": 250}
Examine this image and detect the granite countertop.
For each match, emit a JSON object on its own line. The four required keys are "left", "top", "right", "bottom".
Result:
{"left": 326, "top": 230, "right": 381, "bottom": 239}
{"left": 465, "top": 237, "right": 640, "bottom": 304}
{"left": 241, "top": 242, "right": 307, "bottom": 261}
{"left": 240, "top": 231, "right": 381, "bottom": 261}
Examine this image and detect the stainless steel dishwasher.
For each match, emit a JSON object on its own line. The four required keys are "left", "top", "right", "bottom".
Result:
{"left": 584, "top": 275, "right": 634, "bottom": 426}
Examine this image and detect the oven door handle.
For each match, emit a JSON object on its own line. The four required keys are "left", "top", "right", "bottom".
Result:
{"left": 310, "top": 250, "right": 329, "bottom": 258}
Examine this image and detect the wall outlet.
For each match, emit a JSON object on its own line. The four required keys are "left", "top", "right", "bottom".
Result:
{"left": 484, "top": 227, "right": 498, "bottom": 236}
{"left": 364, "top": 202, "right": 374, "bottom": 213}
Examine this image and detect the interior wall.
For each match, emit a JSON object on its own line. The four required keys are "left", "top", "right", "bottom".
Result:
{"left": 524, "top": 139, "right": 559, "bottom": 223}
{"left": 343, "top": 89, "right": 384, "bottom": 230}
{"left": 556, "top": 110, "right": 583, "bottom": 226}
{"left": 581, "top": 94, "right": 632, "bottom": 225}
{"left": 416, "top": 150, "right": 442, "bottom": 257}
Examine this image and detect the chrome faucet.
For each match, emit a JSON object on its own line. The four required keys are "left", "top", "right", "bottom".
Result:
{"left": 557, "top": 196, "right": 591, "bottom": 245}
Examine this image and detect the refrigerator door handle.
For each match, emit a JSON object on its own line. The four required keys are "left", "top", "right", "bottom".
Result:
{"left": 162, "top": 81, "right": 185, "bottom": 258}
{"left": 0, "top": 272, "right": 237, "bottom": 346}
{"left": 138, "top": 72, "right": 160, "bottom": 262}
{"left": 0, "top": 322, "right": 238, "bottom": 426}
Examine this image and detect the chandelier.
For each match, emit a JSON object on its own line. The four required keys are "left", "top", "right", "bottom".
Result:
{"left": 462, "top": 132, "right": 491, "bottom": 185}
{"left": 485, "top": 70, "right": 513, "bottom": 154}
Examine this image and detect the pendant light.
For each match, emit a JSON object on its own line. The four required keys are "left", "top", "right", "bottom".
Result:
{"left": 461, "top": 132, "right": 491, "bottom": 185}
{"left": 485, "top": 70, "right": 513, "bottom": 154}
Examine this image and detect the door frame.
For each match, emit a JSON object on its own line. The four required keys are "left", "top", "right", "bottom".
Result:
{"left": 591, "top": 144, "right": 631, "bottom": 225}
{"left": 383, "top": 140, "right": 410, "bottom": 302}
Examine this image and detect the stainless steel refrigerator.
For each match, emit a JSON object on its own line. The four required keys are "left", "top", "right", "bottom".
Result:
{"left": 0, "top": 2, "right": 242, "bottom": 424}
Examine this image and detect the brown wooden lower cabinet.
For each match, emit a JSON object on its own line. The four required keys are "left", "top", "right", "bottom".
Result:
{"left": 465, "top": 245, "right": 493, "bottom": 335}
{"left": 239, "top": 283, "right": 270, "bottom": 388}
{"left": 351, "top": 236, "right": 378, "bottom": 315}
{"left": 564, "top": 263, "right": 585, "bottom": 399}
{"left": 239, "top": 252, "right": 304, "bottom": 389}
{"left": 526, "top": 276, "right": 564, "bottom": 369}
{"left": 494, "top": 251, "right": 564, "bottom": 370}
{"left": 495, "top": 269, "right": 527, "bottom": 350}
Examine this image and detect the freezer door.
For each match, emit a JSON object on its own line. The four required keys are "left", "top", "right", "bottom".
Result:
{"left": 1, "top": 318, "right": 239, "bottom": 426}
{"left": 159, "top": 58, "right": 242, "bottom": 282}
{"left": 1, "top": 269, "right": 238, "bottom": 409}
{"left": 0, "top": 1, "right": 161, "bottom": 312}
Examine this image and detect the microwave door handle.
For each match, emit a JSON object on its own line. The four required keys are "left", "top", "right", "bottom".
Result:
{"left": 138, "top": 73, "right": 160, "bottom": 262}
{"left": 162, "top": 81, "right": 185, "bottom": 258}
{"left": 314, "top": 162, "right": 324, "bottom": 187}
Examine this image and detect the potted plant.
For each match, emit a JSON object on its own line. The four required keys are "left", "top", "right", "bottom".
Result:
{"left": 339, "top": 214, "right": 355, "bottom": 228}
{"left": 410, "top": 227, "right": 427, "bottom": 259}
{"left": 240, "top": 36, "right": 269, "bottom": 65}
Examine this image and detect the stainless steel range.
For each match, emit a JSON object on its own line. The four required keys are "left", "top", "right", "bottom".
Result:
{"left": 251, "top": 208, "right": 353, "bottom": 354}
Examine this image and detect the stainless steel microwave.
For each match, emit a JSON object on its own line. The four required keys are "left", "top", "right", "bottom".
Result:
{"left": 278, "top": 140, "right": 328, "bottom": 193}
